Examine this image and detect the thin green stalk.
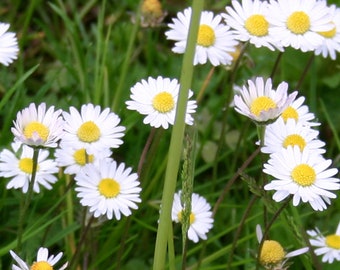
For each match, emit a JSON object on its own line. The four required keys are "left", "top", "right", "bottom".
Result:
{"left": 152, "top": 1, "right": 203, "bottom": 269}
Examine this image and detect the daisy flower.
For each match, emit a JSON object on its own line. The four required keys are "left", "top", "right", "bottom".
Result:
{"left": 222, "top": 0, "right": 282, "bottom": 51}
{"left": 62, "top": 103, "right": 125, "bottom": 154}
{"left": 10, "top": 247, "right": 68, "bottom": 270}
{"left": 0, "top": 22, "right": 19, "bottom": 66}
{"left": 172, "top": 191, "right": 214, "bottom": 243}
{"left": 75, "top": 159, "right": 141, "bottom": 220}
{"left": 307, "top": 221, "right": 340, "bottom": 263}
{"left": 165, "top": 7, "right": 238, "bottom": 66}
{"left": 0, "top": 142, "right": 59, "bottom": 193}
{"left": 264, "top": 145, "right": 340, "bottom": 211}
{"left": 261, "top": 118, "right": 325, "bottom": 155}
{"left": 126, "top": 76, "right": 197, "bottom": 129}
{"left": 267, "top": 0, "right": 333, "bottom": 52}
{"left": 11, "top": 103, "right": 64, "bottom": 148}
{"left": 233, "top": 77, "right": 297, "bottom": 124}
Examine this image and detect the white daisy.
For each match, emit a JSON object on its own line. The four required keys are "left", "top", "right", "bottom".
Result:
{"left": 10, "top": 247, "right": 68, "bottom": 270}
{"left": 264, "top": 145, "right": 340, "bottom": 211}
{"left": 11, "top": 103, "right": 64, "bottom": 148}
{"left": 172, "top": 191, "right": 214, "bottom": 243}
{"left": 62, "top": 103, "right": 125, "bottom": 154}
{"left": 307, "top": 221, "right": 340, "bottom": 263}
{"left": 165, "top": 7, "right": 238, "bottom": 66}
{"left": 222, "top": 0, "right": 282, "bottom": 51}
{"left": 233, "top": 77, "right": 297, "bottom": 124}
{"left": 126, "top": 76, "right": 197, "bottom": 129}
{"left": 0, "top": 142, "right": 59, "bottom": 193}
{"left": 75, "top": 159, "right": 141, "bottom": 220}
{"left": 0, "top": 22, "right": 19, "bottom": 66}
{"left": 261, "top": 118, "right": 325, "bottom": 155}
{"left": 267, "top": 0, "right": 333, "bottom": 52}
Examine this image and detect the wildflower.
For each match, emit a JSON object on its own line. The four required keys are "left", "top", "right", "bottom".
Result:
{"left": 307, "top": 221, "right": 340, "bottom": 263}
{"left": 0, "top": 142, "right": 58, "bottom": 193}
{"left": 126, "top": 76, "right": 197, "bottom": 129}
{"left": 165, "top": 7, "right": 238, "bottom": 66}
{"left": 62, "top": 103, "right": 125, "bottom": 154}
{"left": 11, "top": 103, "right": 64, "bottom": 148}
{"left": 75, "top": 159, "right": 141, "bottom": 220}
{"left": 0, "top": 22, "right": 19, "bottom": 66}
{"left": 172, "top": 191, "right": 214, "bottom": 243}
{"left": 140, "top": 0, "right": 166, "bottom": 27}
{"left": 264, "top": 145, "right": 340, "bottom": 211}
{"left": 233, "top": 77, "right": 297, "bottom": 124}
{"left": 10, "top": 247, "right": 68, "bottom": 270}
{"left": 223, "top": 0, "right": 282, "bottom": 51}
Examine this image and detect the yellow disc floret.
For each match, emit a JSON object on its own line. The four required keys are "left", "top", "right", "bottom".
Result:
{"left": 245, "top": 14, "right": 269, "bottom": 36}
{"left": 30, "top": 261, "right": 53, "bottom": 270}
{"left": 260, "top": 240, "right": 285, "bottom": 265}
{"left": 152, "top": 92, "right": 175, "bottom": 113}
{"left": 73, "top": 148, "right": 94, "bottom": 165}
{"left": 291, "top": 164, "right": 316, "bottom": 186}
{"left": 98, "top": 178, "right": 120, "bottom": 198}
{"left": 250, "top": 96, "right": 277, "bottom": 117}
{"left": 325, "top": 234, "right": 340, "bottom": 249}
{"left": 281, "top": 106, "right": 299, "bottom": 122}
{"left": 24, "top": 122, "right": 49, "bottom": 142}
{"left": 197, "top": 24, "right": 216, "bottom": 47}
{"left": 283, "top": 134, "right": 306, "bottom": 151}
{"left": 77, "top": 121, "right": 101, "bottom": 143}
{"left": 286, "top": 11, "right": 310, "bottom": 34}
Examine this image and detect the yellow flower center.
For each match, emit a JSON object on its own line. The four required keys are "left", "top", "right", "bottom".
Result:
{"left": 318, "top": 23, "right": 336, "bottom": 38}
{"left": 19, "top": 158, "right": 39, "bottom": 174}
{"left": 141, "top": 0, "right": 163, "bottom": 18}
{"left": 281, "top": 106, "right": 299, "bottom": 122}
{"left": 30, "top": 261, "right": 53, "bottom": 270}
{"left": 98, "top": 178, "right": 120, "bottom": 198}
{"left": 325, "top": 234, "right": 340, "bottom": 249}
{"left": 177, "top": 211, "right": 196, "bottom": 224}
{"left": 291, "top": 164, "right": 316, "bottom": 186}
{"left": 260, "top": 240, "right": 285, "bottom": 265}
{"left": 24, "top": 122, "right": 49, "bottom": 142}
{"left": 283, "top": 134, "right": 306, "bottom": 151}
{"left": 73, "top": 148, "right": 94, "bottom": 165}
{"left": 77, "top": 121, "right": 101, "bottom": 143}
{"left": 245, "top": 14, "right": 269, "bottom": 36}
{"left": 152, "top": 92, "right": 175, "bottom": 113}
{"left": 250, "top": 96, "right": 277, "bottom": 117}
{"left": 197, "top": 24, "right": 216, "bottom": 47}
{"left": 286, "top": 11, "right": 311, "bottom": 34}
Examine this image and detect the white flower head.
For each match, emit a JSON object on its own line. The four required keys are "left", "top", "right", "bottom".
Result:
{"left": 165, "top": 7, "right": 238, "bottom": 66}
{"left": 0, "top": 142, "right": 59, "bottom": 193}
{"left": 126, "top": 76, "right": 197, "bottom": 129}
{"left": 233, "top": 77, "right": 297, "bottom": 124}
{"left": 75, "top": 159, "right": 141, "bottom": 220}
{"left": 172, "top": 191, "right": 214, "bottom": 243}
{"left": 0, "top": 22, "right": 19, "bottom": 66}
{"left": 11, "top": 103, "right": 64, "bottom": 148}
{"left": 307, "top": 222, "right": 340, "bottom": 263}
{"left": 264, "top": 146, "right": 340, "bottom": 211}
{"left": 62, "top": 103, "right": 125, "bottom": 154}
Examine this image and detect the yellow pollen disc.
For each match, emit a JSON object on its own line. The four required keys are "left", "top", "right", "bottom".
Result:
{"left": 77, "top": 121, "right": 101, "bottom": 143}
{"left": 283, "top": 134, "right": 306, "bottom": 151}
{"left": 250, "top": 96, "right": 277, "bottom": 117}
{"left": 245, "top": 14, "right": 269, "bottom": 37}
{"left": 291, "top": 164, "right": 316, "bottom": 186}
{"left": 318, "top": 24, "right": 337, "bottom": 38}
{"left": 325, "top": 234, "right": 340, "bottom": 249}
{"left": 197, "top": 24, "right": 216, "bottom": 47}
{"left": 30, "top": 261, "right": 53, "bottom": 270}
{"left": 98, "top": 178, "right": 120, "bottom": 198}
{"left": 286, "top": 11, "right": 311, "bottom": 34}
{"left": 177, "top": 211, "right": 195, "bottom": 224}
{"left": 73, "top": 148, "right": 94, "bottom": 165}
{"left": 142, "top": 0, "right": 163, "bottom": 17}
{"left": 152, "top": 92, "right": 175, "bottom": 113}
{"left": 260, "top": 240, "right": 285, "bottom": 265}
{"left": 281, "top": 106, "right": 299, "bottom": 122}
{"left": 24, "top": 122, "right": 49, "bottom": 142}
{"left": 19, "top": 158, "right": 39, "bottom": 174}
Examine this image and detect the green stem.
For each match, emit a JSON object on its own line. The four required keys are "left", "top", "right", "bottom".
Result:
{"left": 152, "top": 1, "right": 203, "bottom": 269}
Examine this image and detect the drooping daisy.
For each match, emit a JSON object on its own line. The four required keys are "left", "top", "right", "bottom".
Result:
{"left": 261, "top": 118, "right": 325, "bottom": 154}
{"left": 264, "top": 145, "right": 340, "bottom": 211}
{"left": 10, "top": 247, "right": 68, "bottom": 270}
{"left": 62, "top": 103, "right": 125, "bottom": 154}
{"left": 267, "top": 0, "right": 333, "bottom": 52}
{"left": 172, "top": 191, "right": 214, "bottom": 243}
{"left": 126, "top": 76, "right": 197, "bottom": 129}
{"left": 223, "top": 0, "right": 282, "bottom": 51}
{"left": 11, "top": 103, "right": 64, "bottom": 148}
{"left": 165, "top": 7, "right": 238, "bottom": 66}
{"left": 0, "top": 22, "right": 19, "bottom": 66}
{"left": 307, "top": 221, "right": 340, "bottom": 263}
{"left": 75, "top": 159, "right": 141, "bottom": 220}
{"left": 0, "top": 142, "right": 59, "bottom": 193}
{"left": 233, "top": 77, "right": 297, "bottom": 124}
